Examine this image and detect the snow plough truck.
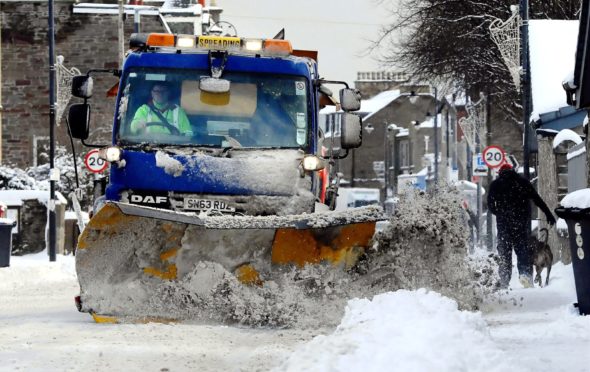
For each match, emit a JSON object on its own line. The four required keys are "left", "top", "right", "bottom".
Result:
{"left": 68, "top": 31, "right": 384, "bottom": 322}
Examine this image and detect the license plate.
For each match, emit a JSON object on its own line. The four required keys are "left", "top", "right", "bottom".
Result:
{"left": 197, "top": 36, "right": 241, "bottom": 50}
{"left": 183, "top": 198, "right": 235, "bottom": 212}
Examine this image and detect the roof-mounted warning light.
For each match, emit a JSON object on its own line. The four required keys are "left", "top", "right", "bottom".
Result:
{"left": 130, "top": 33, "right": 293, "bottom": 56}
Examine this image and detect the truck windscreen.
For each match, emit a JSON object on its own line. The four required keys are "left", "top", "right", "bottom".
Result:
{"left": 116, "top": 68, "right": 310, "bottom": 149}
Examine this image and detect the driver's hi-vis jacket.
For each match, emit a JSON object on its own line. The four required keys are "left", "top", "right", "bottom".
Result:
{"left": 130, "top": 102, "right": 191, "bottom": 134}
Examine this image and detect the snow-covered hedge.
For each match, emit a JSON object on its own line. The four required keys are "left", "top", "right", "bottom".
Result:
{"left": 0, "top": 146, "right": 93, "bottom": 208}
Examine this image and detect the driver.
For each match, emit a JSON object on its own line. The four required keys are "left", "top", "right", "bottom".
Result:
{"left": 130, "top": 82, "right": 191, "bottom": 135}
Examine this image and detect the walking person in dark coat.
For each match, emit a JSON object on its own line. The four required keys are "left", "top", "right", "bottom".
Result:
{"left": 487, "top": 163, "right": 556, "bottom": 288}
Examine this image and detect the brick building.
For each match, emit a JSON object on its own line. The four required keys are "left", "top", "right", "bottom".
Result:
{"left": 1, "top": 1, "right": 166, "bottom": 167}
{"left": 326, "top": 73, "right": 457, "bottom": 198}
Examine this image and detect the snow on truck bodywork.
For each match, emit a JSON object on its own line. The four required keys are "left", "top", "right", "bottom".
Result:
{"left": 69, "top": 33, "right": 382, "bottom": 322}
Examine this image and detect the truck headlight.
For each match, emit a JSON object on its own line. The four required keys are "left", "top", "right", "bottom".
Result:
{"left": 302, "top": 155, "right": 325, "bottom": 171}
{"left": 98, "top": 146, "right": 122, "bottom": 162}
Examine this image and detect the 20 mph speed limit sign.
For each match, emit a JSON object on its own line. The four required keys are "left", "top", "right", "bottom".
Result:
{"left": 84, "top": 149, "right": 108, "bottom": 173}
{"left": 482, "top": 145, "right": 506, "bottom": 168}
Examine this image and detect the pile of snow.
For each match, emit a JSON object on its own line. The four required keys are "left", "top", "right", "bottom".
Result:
{"left": 373, "top": 188, "right": 499, "bottom": 310}
{"left": 0, "top": 252, "right": 76, "bottom": 292}
{"left": 155, "top": 150, "right": 185, "bottom": 177}
{"left": 552, "top": 129, "right": 583, "bottom": 149}
{"left": 0, "top": 189, "right": 67, "bottom": 207}
{"left": 278, "top": 290, "right": 518, "bottom": 372}
{"left": 560, "top": 188, "right": 590, "bottom": 209}
{"left": 0, "top": 146, "right": 94, "bottom": 208}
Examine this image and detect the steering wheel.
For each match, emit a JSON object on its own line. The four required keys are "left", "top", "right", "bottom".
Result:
{"left": 145, "top": 122, "right": 181, "bottom": 136}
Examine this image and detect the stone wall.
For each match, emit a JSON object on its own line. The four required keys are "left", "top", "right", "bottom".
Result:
{"left": 1, "top": 1, "right": 166, "bottom": 167}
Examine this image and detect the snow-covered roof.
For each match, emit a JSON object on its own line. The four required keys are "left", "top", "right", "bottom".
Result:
{"left": 359, "top": 90, "right": 402, "bottom": 121}
{"left": 396, "top": 128, "right": 409, "bottom": 137}
{"left": 552, "top": 129, "right": 583, "bottom": 148}
{"left": 529, "top": 20, "right": 579, "bottom": 119}
{"left": 319, "top": 90, "right": 405, "bottom": 119}
{"left": 417, "top": 113, "right": 443, "bottom": 128}
{"left": 0, "top": 190, "right": 67, "bottom": 207}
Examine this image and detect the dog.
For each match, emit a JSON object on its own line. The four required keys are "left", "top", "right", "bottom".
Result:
{"left": 530, "top": 228, "right": 553, "bottom": 287}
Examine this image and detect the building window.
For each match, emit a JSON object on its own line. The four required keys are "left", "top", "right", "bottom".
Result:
{"left": 399, "top": 139, "right": 411, "bottom": 169}
{"left": 33, "top": 136, "right": 50, "bottom": 166}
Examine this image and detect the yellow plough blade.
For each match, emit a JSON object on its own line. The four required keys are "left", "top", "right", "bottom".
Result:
{"left": 76, "top": 202, "right": 383, "bottom": 322}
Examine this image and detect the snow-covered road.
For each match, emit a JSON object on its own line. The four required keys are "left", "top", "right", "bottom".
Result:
{"left": 0, "top": 253, "right": 588, "bottom": 372}
{"left": 0, "top": 254, "right": 318, "bottom": 371}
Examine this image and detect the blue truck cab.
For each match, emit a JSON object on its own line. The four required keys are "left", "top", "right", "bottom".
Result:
{"left": 68, "top": 33, "right": 362, "bottom": 217}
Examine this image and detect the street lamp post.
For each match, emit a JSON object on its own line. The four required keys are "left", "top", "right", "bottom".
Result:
{"left": 48, "top": 0, "right": 57, "bottom": 262}
{"left": 433, "top": 87, "right": 438, "bottom": 184}
{"left": 384, "top": 123, "right": 398, "bottom": 196}
{"left": 520, "top": 0, "right": 531, "bottom": 181}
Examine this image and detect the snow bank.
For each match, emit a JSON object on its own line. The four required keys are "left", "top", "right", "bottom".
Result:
{"left": 560, "top": 188, "right": 590, "bottom": 209}
{"left": 278, "top": 290, "right": 517, "bottom": 372}
{"left": 552, "top": 129, "right": 583, "bottom": 149}
{"left": 0, "top": 189, "right": 67, "bottom": 207}
{"left": 0, "top": 252, "right": 76, "bottom": 292}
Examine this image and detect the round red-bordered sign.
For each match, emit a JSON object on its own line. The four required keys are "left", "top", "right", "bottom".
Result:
{"left": 482, "top": 145, "right": 506, "bottom": 168}
{"left": 84, "top": 149, "right": 108, "bottom": 173}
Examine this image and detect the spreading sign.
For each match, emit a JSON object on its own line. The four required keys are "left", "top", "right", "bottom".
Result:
{"left": 84, "top": 149, "right": 108, "bottom": 173}
{"left": 482, "top": 145, "right": 506, "bottom": 168}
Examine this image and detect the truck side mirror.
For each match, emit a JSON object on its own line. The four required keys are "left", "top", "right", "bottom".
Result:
{"left": 68, "top": 103, "right": 91, "bottom": 140}
{"left": 339, "top": 88, "right": 361, "bottom": 112}
{"left": 71, "top": 75, "right": 94, "bottom": 99}
{"left": 341, "top": 113, "right": 362, "bottom": 149}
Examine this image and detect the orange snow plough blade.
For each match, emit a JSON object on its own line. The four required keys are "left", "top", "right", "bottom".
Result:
{"left": 75, "top": 202, "right": 383, "bottom": 322}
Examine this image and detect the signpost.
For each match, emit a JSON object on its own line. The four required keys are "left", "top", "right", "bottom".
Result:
{"left": 480, "top": 145, "right": 506, "bottom": 252}
{"left": 482, "top": 145, "right": 506, "bottom": 169}
{"left": 84, "top": 149, "right": 108, "bottom": 173}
